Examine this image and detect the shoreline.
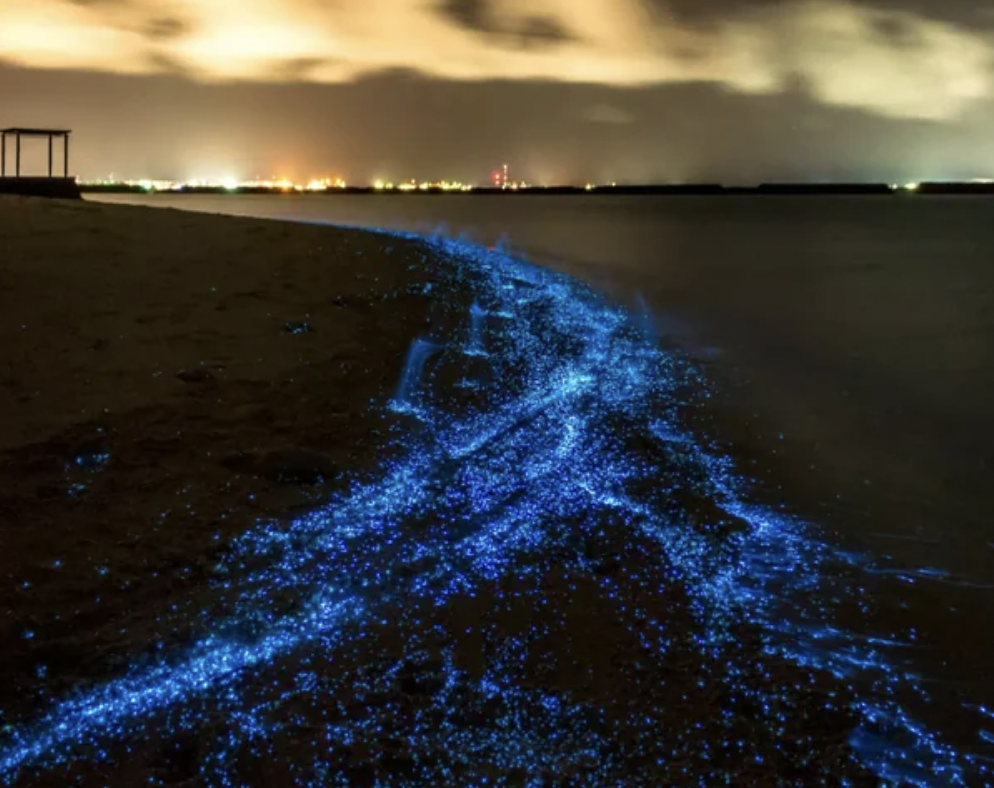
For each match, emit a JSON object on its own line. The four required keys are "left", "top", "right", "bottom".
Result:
{"left": 0, "top": 196, "right": 983, "bottom": 785}
{"left": 80, "top": 183, "right": 994, "bottom": 197}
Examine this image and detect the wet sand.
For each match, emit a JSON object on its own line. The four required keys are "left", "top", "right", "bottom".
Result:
{"left": 0, "top": 196, "right": 947, "bottom": 785}
{"left": 92, "top": 194, "right": 994, "bottom": 749}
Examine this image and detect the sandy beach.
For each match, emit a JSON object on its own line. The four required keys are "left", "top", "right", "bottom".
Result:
{"left": 0, "top": 196, "right": 903, "bottom": 785}
{"left": 0, "top": 197, "right": 462, "bottom": 779}
{"left": 0, "top": 194, "right": 444, "bottom": 705}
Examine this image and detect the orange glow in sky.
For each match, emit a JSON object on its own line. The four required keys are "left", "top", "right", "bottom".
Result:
{"left": 0, "top": 0, "right": 991, "bottom": 121}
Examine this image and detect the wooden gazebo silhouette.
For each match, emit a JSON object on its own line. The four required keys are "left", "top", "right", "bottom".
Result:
{"left": 1, "top": 128, "right": 71, "bottom": 178}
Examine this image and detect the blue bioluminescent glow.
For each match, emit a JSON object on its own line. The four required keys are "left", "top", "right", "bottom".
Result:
{"left": 465, "top": 301, "right": 488, "bottom": 357}
{"left": 393, "top": 337, "right": 443, "bottom": 412}
{"left": 1, "top": 233, "right": 989, "bottom": 786}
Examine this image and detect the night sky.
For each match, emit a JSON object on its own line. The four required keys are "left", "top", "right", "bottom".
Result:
{"left": 2, "top": 0, "right": 994, "bottom": 184}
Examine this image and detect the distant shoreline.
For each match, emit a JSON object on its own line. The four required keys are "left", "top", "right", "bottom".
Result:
{"left": 79, "top": 182, "right": 994, "bottom": 196}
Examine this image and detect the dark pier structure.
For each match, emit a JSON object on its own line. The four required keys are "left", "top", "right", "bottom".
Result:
{"left": 0, "top": 128, "right": 81, "bottom": 199}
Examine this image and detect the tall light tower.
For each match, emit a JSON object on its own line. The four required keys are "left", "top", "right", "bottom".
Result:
{"left": 502, "top": 163, "right": 509, "bottom": 190}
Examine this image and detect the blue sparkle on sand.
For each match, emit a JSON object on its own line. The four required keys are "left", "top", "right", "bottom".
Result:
{"left": 0, "top": 234, "right": 985, "bottom": 787}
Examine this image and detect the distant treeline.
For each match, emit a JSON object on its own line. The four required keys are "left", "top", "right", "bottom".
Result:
{"left": 77, "top": 182, "right": 994, "bottom": 196}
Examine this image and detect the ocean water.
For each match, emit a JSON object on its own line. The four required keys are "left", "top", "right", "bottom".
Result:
{"left": 92, "top": 193, "right": 994, "bottom": 773}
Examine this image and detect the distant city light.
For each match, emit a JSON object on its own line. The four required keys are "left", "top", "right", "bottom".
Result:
{"left": 77, "top": 170, "right": 530, "bottom": 193}
{"left": 79, "top": 176, "right": 355, "bottom": 192}
{"left": 368, "top": 178, "right": 474, "bottom": 192}
{"left": 306, "top": 178, "right": 347, "bottom": 190}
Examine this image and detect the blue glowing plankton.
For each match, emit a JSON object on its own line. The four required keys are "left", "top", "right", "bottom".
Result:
{"left": 1, "top": 234, "right": 989, "bottom": 787}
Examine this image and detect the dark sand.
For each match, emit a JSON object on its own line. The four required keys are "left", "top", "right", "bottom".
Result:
{"left": 0, "top": 195, "right": 436, "bottom": 711}
{"left": 0, "top": 197, "right": 885, "bottom": 786}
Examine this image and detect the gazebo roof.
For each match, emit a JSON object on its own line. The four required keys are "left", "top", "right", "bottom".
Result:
{"left": 1, "top": 128, "right": 72, "bottom": 136}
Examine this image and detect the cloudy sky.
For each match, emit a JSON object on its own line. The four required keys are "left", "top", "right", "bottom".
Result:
{"left": 2, "top": 0, "right": 994, "bottom": 183}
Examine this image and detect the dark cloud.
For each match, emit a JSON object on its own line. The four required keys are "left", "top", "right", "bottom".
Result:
{"left": 59, "top": 1, "right": 193, "bottom": 45}
{"left": 656, "top": 0, "right": 994, "bottom": 30}
{"left": 437, "top": 0, "right": 488, "bottom": 32}
{"left": 869, "top": 14, "right": 925, "bottom": 47}
{"left": 2, "top": 61, "right": 989, "bottom": 185}
{"left": 272, "top": 57, "right": 340, "bottom": 82}
{"left": 515, "top": 16, "right": 572, "bottom": 48}
{"left": 856, "top": 0, "right": 994, "bottom": 29}
{"left": 437, "top": 0, "right": 574, "bottom": 49}
{"left": 144, "top": 51, "right": 192, "bottom": 76}
{"left": 144, "top": 16, "right": 190, "bottom": 41}
{"left": 649, "top": 0, "right": 784, "bottom": 27}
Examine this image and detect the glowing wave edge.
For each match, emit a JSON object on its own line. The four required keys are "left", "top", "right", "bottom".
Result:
{"left": 0, "top": 233, "right": 988, "bottom": 786}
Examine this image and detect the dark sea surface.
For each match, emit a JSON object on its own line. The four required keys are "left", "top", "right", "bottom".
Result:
{"left": 92, "top": 193, "right": 994, "bottom": 776}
